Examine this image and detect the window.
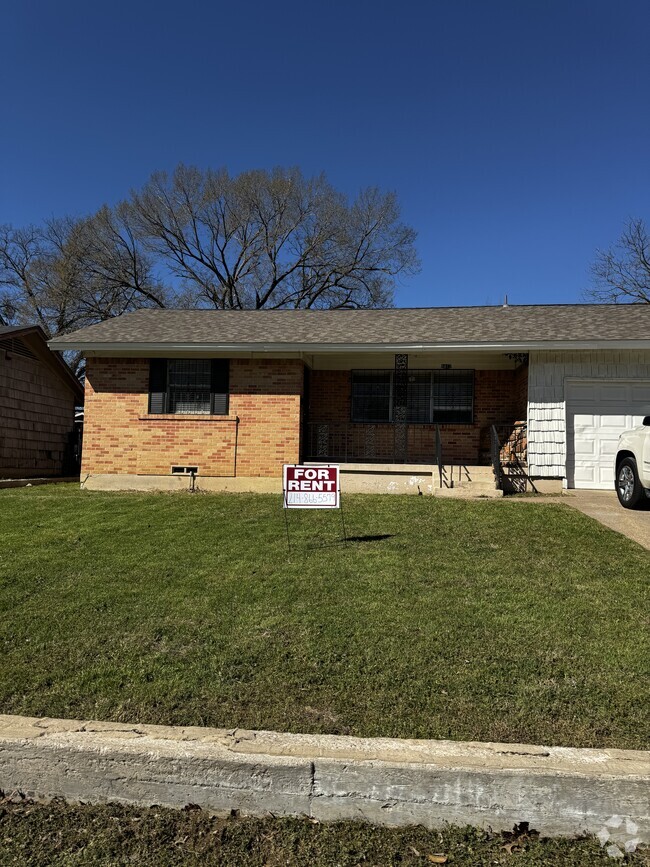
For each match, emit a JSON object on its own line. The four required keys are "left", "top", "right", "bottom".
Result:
{"left": 148, "top": 359, "right": 229, "bottom": 415}
{"left": 407, "top": 372, "right": 432, "bottom": 423}
{"left": 352, "top": 369, "right": 474, "bottom": 424}
{"left": 430, "top": 369, "right": 473, "bottom": 424}
{"left": 351, "top": 370, "right": 392, "bottom": 422}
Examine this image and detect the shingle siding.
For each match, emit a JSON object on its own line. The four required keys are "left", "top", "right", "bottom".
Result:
{"left": 0, "top": 349, "right": 77, "bottom": 478}
{"left": 528, "top": 349, "right": 650, "bottom": 478}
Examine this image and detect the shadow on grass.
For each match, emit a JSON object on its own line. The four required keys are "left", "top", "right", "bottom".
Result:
{"left": 286, "top": 533, "right": 396, "bottom": 551}
{"left": 345, "top": 534, "right": 395, "bottom": 543}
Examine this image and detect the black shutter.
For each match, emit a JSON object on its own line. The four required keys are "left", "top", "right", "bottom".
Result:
{"left": 149, "top": 359, "right": 168, "bottom": 413}
{"left": 210, "top": 359, "right": 229, "bottom": 415}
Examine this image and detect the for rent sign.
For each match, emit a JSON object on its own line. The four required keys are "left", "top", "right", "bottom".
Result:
{"left": 283, "top": 465, "right": 340, "bottom": 508}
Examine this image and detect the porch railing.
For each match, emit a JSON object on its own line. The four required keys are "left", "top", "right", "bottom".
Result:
{"left": 435, "top": 423, "right": 443, "bottom": 487}
{"left": 490, "top": 422, "right": 537, "bottom": 494}
{"left": 490, "top": 424, "right": 504, "bottom": 490}
{"left": 305, "top": 422, "right": 440, "bottom": 465}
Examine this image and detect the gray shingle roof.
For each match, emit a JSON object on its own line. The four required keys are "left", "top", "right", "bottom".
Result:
{"left": 48, "top": 304, "right": 650, "bottom": 350}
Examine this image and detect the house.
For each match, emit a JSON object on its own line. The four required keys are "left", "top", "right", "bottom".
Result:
{"left": 1, "top": 325, "right": 84, "bottom": 479}
{"left": 48, "top": 304, "right": 650, "bottom": 494}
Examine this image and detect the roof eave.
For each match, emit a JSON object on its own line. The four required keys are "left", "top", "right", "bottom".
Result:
{"left": 47, "top": 339, "right": 650, "bottom": 354}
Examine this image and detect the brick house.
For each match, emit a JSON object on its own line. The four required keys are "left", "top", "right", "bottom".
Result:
{"left": 1, "top": 325, "right": 83, "bottom": 479}
{"left": 50, "top": 305, "right": 650, "bottom": 494}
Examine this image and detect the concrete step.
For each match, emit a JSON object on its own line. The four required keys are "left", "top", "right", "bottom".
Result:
{"left": 435, "top": 466, "right": 496, "bottom": 488}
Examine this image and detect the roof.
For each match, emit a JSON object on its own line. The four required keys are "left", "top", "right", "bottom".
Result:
{"left": 0, "top": 325, "right": 35, "bottom": 337}
{"left": 1, "top": 324, "right": 84, "bottom": 400}
{"left": 47, "top": 304, "right": 650, "bottom": 354}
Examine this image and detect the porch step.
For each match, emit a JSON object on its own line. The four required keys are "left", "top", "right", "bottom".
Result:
{"left": 434, "top": 465, "right": 497, "bottom": 489}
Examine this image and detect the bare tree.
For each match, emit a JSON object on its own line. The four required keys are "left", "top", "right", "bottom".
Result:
{"left": 587, "top": 218, "right": 650, "bottom": 304}
{"left": 0, "top": 210, "right": 167, "bottom": 373}
{"left": 127, "top": 165, "right": 419, "bottom": 309}
{"left": 1, "top": 165, "right": 418, "bottom": 375}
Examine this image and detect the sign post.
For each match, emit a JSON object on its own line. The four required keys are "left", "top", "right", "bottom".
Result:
{"left": 282, "top": 464, "right": 345, "bottom": 548}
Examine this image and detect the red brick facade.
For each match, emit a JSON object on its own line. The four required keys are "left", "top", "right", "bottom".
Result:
{"left": 83, "top": 357, "right": 304, "bottom": 479}
{"left": 83, "top": 357, "right": 528, "bottom": 479}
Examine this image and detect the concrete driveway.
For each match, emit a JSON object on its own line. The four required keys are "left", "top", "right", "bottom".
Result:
{"left": 563, "top": 490, "right": 650, "bottom": 551}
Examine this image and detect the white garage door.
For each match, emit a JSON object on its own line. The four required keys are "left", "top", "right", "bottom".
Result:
{"left": 566, "top": 380, "right": 650, "bottom": 489}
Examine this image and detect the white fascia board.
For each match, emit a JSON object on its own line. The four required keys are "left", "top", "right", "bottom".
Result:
{"left": 48, "top": 339, "right": 650, "bottom": 354}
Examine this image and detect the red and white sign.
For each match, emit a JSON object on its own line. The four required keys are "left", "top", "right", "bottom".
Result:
{"left": 283, "top": 464, "right": 340, "bottom": 509}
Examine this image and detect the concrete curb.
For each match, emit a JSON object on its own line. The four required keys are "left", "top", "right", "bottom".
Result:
{"left": 0, "top": 714, "right": 648, "bottom": 845}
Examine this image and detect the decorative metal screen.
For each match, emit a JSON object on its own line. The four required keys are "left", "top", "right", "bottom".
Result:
{"left": 167, "top": 359, "right": 212, "bottom": 414}
{"left": 352, "top": 369, "right": 474, "bottom": 424}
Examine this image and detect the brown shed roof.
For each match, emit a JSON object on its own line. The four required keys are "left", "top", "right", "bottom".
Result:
{"left": 47, "top": 304, "right": 650, "bottom": 353}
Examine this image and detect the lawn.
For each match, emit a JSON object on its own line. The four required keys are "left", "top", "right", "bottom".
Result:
{"left": 2, "top": 797, "right": 648, "bottom": 866}
{"left": 0, "top": 485, "right": 648, "bottom": 749}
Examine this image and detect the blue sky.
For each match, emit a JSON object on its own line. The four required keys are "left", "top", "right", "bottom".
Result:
{"left": 2, "top": 0, "right": 649, "bottom": 307}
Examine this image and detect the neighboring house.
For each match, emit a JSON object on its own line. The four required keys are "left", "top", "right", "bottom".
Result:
{"left": 49, "top": 304, "right": 650, "bottom": 494}
{"left": 1, "top": 325, "right": 84, "bottom": 479}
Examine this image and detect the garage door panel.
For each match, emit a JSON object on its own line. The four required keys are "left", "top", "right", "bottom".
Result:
{"left": 599, "top": 437, "right": 620, "bottom": 456}
{"left": 566, "top": 379, "right": 650, "bottom": 490}
{"left": 569, "top": 383, "right": 599, "bottom": 401}
{"left": 573, "top": 438, "right": 595, "bottom": 456}
{"left": 598, "top": 465, "right": 616, "bottom": 486}
{"left": 597, "top": 383, "right": 627, "bottom": 402}
{"left": 598, "top": 414, "right": 627, "bottom": 429}
{"left": 630, "top": 384, "right": 650, "bottom": 402}
{"left": 574, "top": 465, "right": 599, "bottom": 485}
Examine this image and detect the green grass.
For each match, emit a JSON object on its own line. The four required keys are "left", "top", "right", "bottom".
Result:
{"left": 0, "top": 485, "right": 648, "bottom": 748}
{"left": 1, "top": 798, "right": 648, "bottom": 866}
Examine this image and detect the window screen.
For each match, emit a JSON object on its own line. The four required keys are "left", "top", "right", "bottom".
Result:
{"left": 352, "top": 369, "right": 473, "bottom": 424}
{"left": 351, "top": 371, "right": 392, "bottom": 422}
{"left": 168, "top": 359, "right": 212, "bottom": 414}
{"left": 431, "top": 369, "right": 473, "bottom": 424}
{"left": 407, "top": 372, "right": 432, "bottom": 423}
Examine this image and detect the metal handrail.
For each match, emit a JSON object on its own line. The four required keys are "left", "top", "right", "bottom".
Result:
{"left": 490, "top": 424, "right": 504, "bottom": 490}
{"left": 435, "top": 424, "right": 443, "bottom": 487}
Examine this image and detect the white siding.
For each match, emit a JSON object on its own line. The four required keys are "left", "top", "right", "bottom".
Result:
{"left": 528, "top": 349, "right": 650, "bottom": 478}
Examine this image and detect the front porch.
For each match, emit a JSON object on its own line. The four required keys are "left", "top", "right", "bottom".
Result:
{"left": 302, "top": 354, "right": 530, "bottom": 491}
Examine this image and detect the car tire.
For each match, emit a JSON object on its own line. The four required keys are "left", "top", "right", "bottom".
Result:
{"left": 616, "top": 457, "right": 645, "bottom": 509}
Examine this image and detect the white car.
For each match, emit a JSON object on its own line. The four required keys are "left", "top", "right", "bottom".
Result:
{"left": 615, "top": 416, "right": 650, "bottom": 509}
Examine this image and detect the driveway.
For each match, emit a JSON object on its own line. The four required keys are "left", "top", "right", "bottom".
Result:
{"left": 563, "top": 490, "right": 650, "bottom": 551}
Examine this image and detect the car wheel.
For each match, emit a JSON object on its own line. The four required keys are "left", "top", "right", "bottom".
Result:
{"left": 616, "top": 457, "right": 645, "bottom": 509}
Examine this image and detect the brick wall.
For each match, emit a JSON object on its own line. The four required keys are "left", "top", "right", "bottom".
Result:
{"left": 0, "top": 349, "right": 77, "bottom": 478}
{"left": 308, "top": 368, "right": 525, "bottom": 464}
{"left": 82, "top": 357, "right": 304, "bottom": 479}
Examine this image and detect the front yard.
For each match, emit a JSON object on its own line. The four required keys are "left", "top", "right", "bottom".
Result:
{"left": 0, "top": 486, "right": 648, "bottom": 749}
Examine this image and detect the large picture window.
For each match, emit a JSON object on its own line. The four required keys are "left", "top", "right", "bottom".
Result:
{"left": 351, "top": 369, "right": 473, "bottom": 424}
{"left": 148, "top": 359, "right": 229, "bottom": 415}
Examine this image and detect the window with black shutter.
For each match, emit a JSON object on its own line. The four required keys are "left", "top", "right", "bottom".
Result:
{"left": 148, "top": 359, "right": 229, "bottom": 415}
